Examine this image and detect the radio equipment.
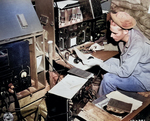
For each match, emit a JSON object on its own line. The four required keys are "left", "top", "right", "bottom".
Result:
{"left": 0, "top": 40, "right": 31, "bottom": 92}
{"left": 79, "top": 0, "right": 102, "bottom": 21}
{"left": 92, "top": 13, "right": 107, "bottom": 41}
{"left": 46, "top": 75, "right": 96, "bottom": 121}
{"left": 58, "top": 21, "right": 92, "bottom": 50}
{"left": 55, "top": 0, "right": 106, "bottom": 51}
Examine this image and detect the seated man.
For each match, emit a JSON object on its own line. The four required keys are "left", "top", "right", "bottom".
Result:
{"left": 84, "top": 11, "right": 150, "bottom": 97}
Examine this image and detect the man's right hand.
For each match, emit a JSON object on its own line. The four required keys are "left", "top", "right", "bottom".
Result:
{"left": 83, "top": 57, "right": 103, "bottom": 67}
{"left": 89, "top": 43, "right": 104, "bottom": 52}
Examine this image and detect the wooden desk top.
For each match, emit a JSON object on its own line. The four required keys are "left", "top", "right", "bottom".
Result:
{"left": 78, "top": 102, "right": 120, "bottom": 121}
{"left": 92, "top": 50, "right": 119, "bottom": 61}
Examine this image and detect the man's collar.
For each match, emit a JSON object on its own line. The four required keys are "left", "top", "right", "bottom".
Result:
{"left": 124, "top": 31, "right": 131, "bottom": 48}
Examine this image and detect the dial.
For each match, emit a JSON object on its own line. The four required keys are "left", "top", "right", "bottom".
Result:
{"left": 21, "top": 71, "right": 27, "bottom": 78}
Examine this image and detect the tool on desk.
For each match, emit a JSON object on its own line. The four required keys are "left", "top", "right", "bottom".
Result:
{"left": 73, "top": 57, "right": 82, "bottom": 64}
{"left": 74, "top": 47, "right": 87, "bottom": 61}
{"left": 73, "top": 47, "right": 94, "bottom": 64}
{"left": 72, "top": 49, "right": 93, "bottom": 65}
{"left": 64, "top": 52, "right": 70, "bottom": 60}
{"left": 87, "top": 56, "right": 94, "bottom": 59}
{"left": 72, "top": 49, "right": 84, "bottom": 65}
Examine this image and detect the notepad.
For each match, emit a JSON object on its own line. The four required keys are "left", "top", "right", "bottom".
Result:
{"left": 48, "top": 74, "right": 88, "bottom": 99}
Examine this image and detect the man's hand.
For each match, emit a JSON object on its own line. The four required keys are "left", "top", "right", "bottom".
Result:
{"left": 89, "top": 43, "right": 104, "bottom": 52}
{"left": 83, "top": 57, "right": 103, "bottom": 67}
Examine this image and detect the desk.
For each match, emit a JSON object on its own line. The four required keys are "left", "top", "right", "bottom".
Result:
{"left": 92, "top": 50, "right": 119, "bottom": 61}
{"left": 78, "top": 91, "right": 150, "bottom": 121}
{"left": 55, "top": 50, "right": 119, "bottom": 69}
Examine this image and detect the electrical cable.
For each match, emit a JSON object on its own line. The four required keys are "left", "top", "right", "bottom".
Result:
{"left": 12, "top": 89, "right": 26, "bottom": 121}
{"left": 45, "top": 56, "right": 63, "bottom": 85}
{"left": 92, "top": 69, "right": 102, "bottom": 84}
{"left": 45, "top": 56, "right": 57, "bottom": 72}
{"left": 34, "top": 96, "right": 47, "bottom": 121}
{"left": 1, "top": 91, "right": 8, "bottom": 110}
{"left": 0, "top": 88, "right": 14, "bottom": 121}
{"left": 55, "top": 44, "right": 73, "bottom": 69}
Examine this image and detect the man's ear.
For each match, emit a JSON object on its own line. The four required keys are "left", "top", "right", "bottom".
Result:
{"left": 123, "top": 29, "right": 129, "bottom": 35}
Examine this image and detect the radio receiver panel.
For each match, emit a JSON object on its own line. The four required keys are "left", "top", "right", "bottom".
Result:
{"left": 0, "top": 40, "right": 31, "bottom": 92}
{"left": 55, "top": 0, "right": 106, "bottom": 51}
{"left": 58, "top": 21, "right": 92, "bottom": 50}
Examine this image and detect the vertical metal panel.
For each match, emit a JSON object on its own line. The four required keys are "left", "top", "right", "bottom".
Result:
{"left": 0, "top": 0, "right": 43, "bottom": 42}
